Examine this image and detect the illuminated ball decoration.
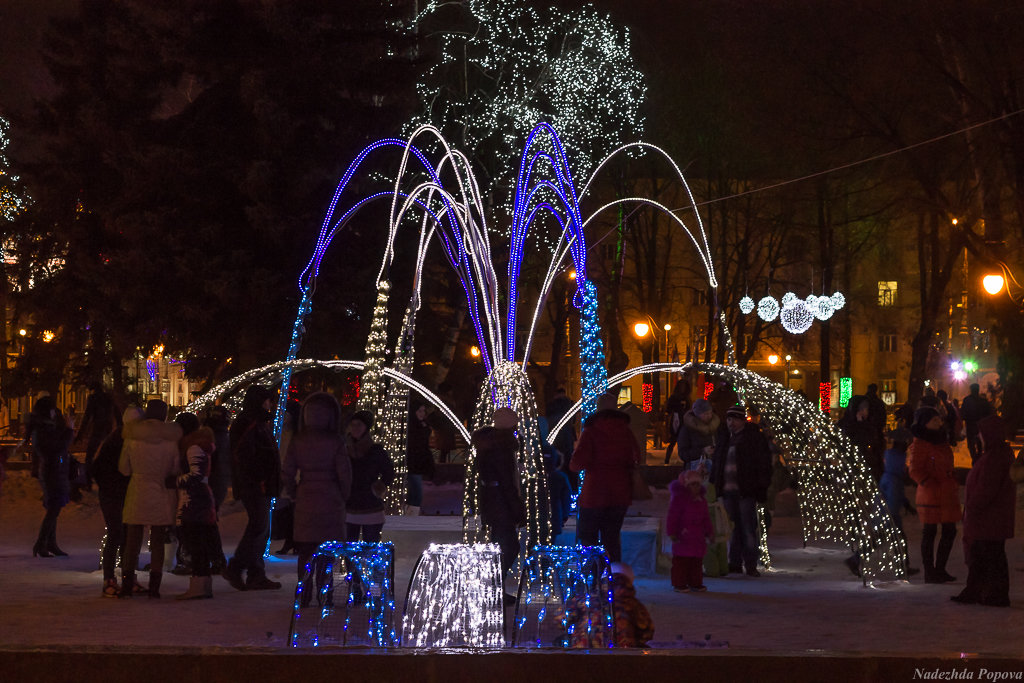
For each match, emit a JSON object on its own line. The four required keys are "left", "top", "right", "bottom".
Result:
{"left": 756, "top": 296, "right": 780, "bottom": 322}
{"left": 780, "top": 299, "right": 814, "bottom": 334}
{"left": 781, "top": 291, "right": 798, "bottom": 307}
{"left": 738, "top": 295, "right": 755, "bottom": 315}
{"left": 830, "top": 292, "right": 846, "bottom": 309}
{"left": 814, "top": 295, "right": 836, "bottom": 321}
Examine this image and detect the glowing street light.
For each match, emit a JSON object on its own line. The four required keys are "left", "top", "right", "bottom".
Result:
{"left": 633, "top": 322, "right": 650, "bottom": 338}
{"left": 768, "top": 354, "right": 779, "bottom": 366}
{"left": 41, "top": 330, "right": 56, "bottom": 343}
{"left": 470, "top": 345, "right": 481, "bottom": 358}
{"left": 982, "top": 274, "right": 1005, "bottom": 296}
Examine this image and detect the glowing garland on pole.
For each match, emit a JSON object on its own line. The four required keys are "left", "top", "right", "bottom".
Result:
{"left": 465, "top": 361, "right": 550, "bottom": 549}
{"left": 359, "top": 279, "right": 391, "bottom": 418}
{"left": 379, "top": 306, "right": 416, "bottom": 514}
{"left": 579, "top": 280, "right": 608, "bottom": 421}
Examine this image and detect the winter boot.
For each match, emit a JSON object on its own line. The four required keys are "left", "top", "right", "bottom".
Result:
{"left": 935, "top": 534, "right": 957, "bottom": 583}
{"left": 119, "top": 573, "right": 134, "bottom": 599}
{"left": 148, "top": 572, "right": 163, "bottom": 599}
{"left": 177, "top": 576, "right": 213, "bottom": 600}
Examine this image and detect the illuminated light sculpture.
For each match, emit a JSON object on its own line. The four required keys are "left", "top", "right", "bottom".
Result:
{"left": 831, "top": 292, "right": 846, "bottom": 309}
{"left": 839, "top": 377, "right": 853, "bottom": 408}
{"left": 779, "top": 298, "right": 815, "bottom": 335}
{"left": 513, "top": 545, "right": 614, "bottom": 649}
{"left": 641, "top": 383, "right": 653, "bottom": 413}
{"left": 465, "top": 361, "right": 550, "bottom": 549}
{"left": 545, "top": 361, "right": 907, "bottom": 582}
{"left": 781, "top": 292, "right": 798, "bottom": 308}
{"left": 379, "top": 306, "right": 417, "bottom": 513}
{"left": 738, "top": 295, "right": 755, "bottom": 315}
{"left": 401, "top": 543, "right": 505, "bottom": 648}
{"left": 756, "top": 296, "right": 780, "bottom": 322}
{"left": 819, "top": 382, "right": 832, "bottom": 413}
{"left": 359, "top": 279, "right": 392, "bottom": 416}
{"left": 289, "top": 541, "right": 397, "bottom": 648}
{"left": 814, "top": 295, "right": 836, "bottom": 321}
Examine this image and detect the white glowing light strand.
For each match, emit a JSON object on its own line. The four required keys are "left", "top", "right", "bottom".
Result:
{"left": 579, "top": 141, "right": 717, "bottom": 288}
{"left": 380, "top": 306, "right": 416, "bottom": 514}
{"left": 464, "top": 361, "right": 551, "bottom": 549}
{"left": 185, "top": 359, "right": 472, "bottom": 447}
{"left": 358, "top": 280, "right": 392, "bottom": 415}
{"left": 400, "top": 543, "right": 505, "bottom": 648}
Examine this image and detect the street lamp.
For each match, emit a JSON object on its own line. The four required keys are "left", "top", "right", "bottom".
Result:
{"left": 982, "top": 261, "right": 1024, "bottom": 304}
{"left": 632, "top": 315, "right": 672, "bottom": 417}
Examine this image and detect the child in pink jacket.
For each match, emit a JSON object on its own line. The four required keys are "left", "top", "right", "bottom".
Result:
{"left": 666, "top": 469, "right": 713, "bottom": 592}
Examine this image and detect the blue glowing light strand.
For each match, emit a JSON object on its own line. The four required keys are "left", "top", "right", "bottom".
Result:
{"left": 579, "top": 279, "right": 608, "bottom": 421}
{"left": 505, "top": 124, "right": 588, "bottom": 362}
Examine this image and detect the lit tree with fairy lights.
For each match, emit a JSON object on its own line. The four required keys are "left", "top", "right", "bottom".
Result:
{"left": 410, "top": 0, "right": 646, "bottom": 219}
{"left": 0, "top": 116, "right": 29, "bottom": 223}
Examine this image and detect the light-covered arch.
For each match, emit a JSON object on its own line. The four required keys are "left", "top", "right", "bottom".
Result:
{"left": 185, "top": 358, "right": 470, "bottom": 446}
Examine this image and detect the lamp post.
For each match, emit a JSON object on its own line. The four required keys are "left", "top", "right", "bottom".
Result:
{"left": 633, "top": 316, "right": 672, "bottom": 416}
{"left": 982, "top": 261, "right": 1024, "bottom": 304}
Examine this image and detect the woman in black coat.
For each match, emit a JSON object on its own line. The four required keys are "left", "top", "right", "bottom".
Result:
{"left": 29, "top": 396, "right": 74, "bottom": 558}
{"left": 405, "top": 402, "right": 434, "bottom": 514}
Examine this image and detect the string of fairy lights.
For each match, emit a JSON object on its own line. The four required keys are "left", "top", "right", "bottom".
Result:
{"left": 401, "top": 543, "right": 505, "bottom": 648}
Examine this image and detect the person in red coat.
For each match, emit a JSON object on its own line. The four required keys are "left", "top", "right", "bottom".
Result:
{"left": 666, "top": 469, "right": 713, "bottom": 592}
{"left": 908, "top": 406, "right": 961, "bottom": 584}
{"left": 571, "top": 393, "right": 642, "bottom": 563}
{"left": 952, "top": 415, "right": 1015, "bottom": 606}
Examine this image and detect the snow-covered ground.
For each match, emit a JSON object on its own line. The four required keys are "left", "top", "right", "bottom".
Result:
{"left": 2, "top": 463, "right": 1024, "bottom": 659}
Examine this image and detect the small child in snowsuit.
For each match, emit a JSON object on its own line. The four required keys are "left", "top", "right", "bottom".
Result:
{"left": 666, "top": 469, "right": 713, "bottom": 591}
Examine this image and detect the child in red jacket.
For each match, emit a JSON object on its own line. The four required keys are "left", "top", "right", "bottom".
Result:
{"left": 666, "top": 469, "right": 713, "bottom": 592}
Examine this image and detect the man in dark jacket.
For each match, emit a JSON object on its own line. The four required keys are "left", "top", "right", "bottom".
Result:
{"left": 960, "top": 384, "right": 992, "bottom": 464}
{"left": 711, "top": 405, "right": 772, "bottom": 577}
{"left": 224, "top": 384, "right": 282, "bottom": 591}
{"left": 571, "top": 393, "right": 641, "bottom": 563}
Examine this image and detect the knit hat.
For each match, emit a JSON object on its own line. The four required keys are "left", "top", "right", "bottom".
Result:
{"left": 492, "top": 407, "right": 518, "bottom": 429}
{"left": 351, "top": 409, "right": 375, "bottom": 432}
{"left": 725, "top": 405, "right": 747, "bottom": 421}
{"left": 912, "top": 406, "right": 939, "bottom": 429}
{"left": 692, "top": 398, "right": 713, "bottom": 416}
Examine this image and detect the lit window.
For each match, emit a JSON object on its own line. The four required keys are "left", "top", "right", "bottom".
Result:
{"left": 878, "top": 281, "right": 897, "bottom": 306}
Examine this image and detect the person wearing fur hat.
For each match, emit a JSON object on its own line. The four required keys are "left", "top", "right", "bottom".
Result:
{"left": 119, "top": 399, "right": 183, "bottom": 598}
{"left": 666, "top": 469, "right": 714, "bottom": 591}
{"left": 473, "top": 407, "right": 526, "bottom": 589}
{"left": 344, "top": 410, "right": 394, "bottom": 543}
{"left": 952, "top": 415, "right": 1015, "bottom": 606}
{"left": 908, "top": 406, "right": 961, "bottom": 584}
{"left": 167, "top": 413, "right": 218, "bottom": 599}
{"left": 711, "top": 404, "right": 772, "bottom": 577}
{"left": 677, "top": 398, "right": 720, "bottom": 467}
{"left": 224, "top": 385, "right": 282, "bottom": 592}
{"left": 282, "top": 393, "right": 352, "bottom": 579}
{"left": 571, "top": 393, "right": 642, "bottom": 563}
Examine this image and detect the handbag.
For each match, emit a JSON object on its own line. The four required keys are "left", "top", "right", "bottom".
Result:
{"left": 631, "top": 466, "right": 652, "bottom": 500}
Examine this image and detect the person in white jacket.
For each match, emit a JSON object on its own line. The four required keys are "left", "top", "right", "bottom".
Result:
{"left": 118, "top": 399, "right": 182, "bottom": 598}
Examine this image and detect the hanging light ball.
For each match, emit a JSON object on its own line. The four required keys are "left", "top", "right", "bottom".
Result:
{"left": 780, "top": 299, "right": 815, "bottom": 334}
{"left": 739, "top": 295, "right": 755, "bottom": 315}
{"left": 757, "top": 296, "right": 780, "bottom": 322}
{"left": 782, "top": 292, "right": 798, "bottom": 307}
{"left": 805, "top": 294, "right": 818, "bottom": 310}
{"left": 831, "top": 292, "right": 846, "bottom": 310}
{"left": 814, "top": 296, "right": 836, "bottom": 321}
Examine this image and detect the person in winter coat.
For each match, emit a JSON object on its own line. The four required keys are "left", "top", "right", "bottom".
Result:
{"left": 118, "top": 399, "right": 183, "bottom": 598}
{"left": 473, "top": 407, "right": 526, "bottom": 584}
{"left": 405, "top": 402, "right": 434, "bottom": 515}
{"left": 711, "top": 405, "right": 772, "bottom": 577}
{"left": 609, "top": 563, "right": 654, "bottom": 647}
{"left": 29, "top": 396, "right": 74, "bottom": 558}
{"left": 90, "top": 406, "right": 144, "bottom": 596}
{"left": 952, "top": 415, "right": 1016, "bottom": 607}
{"left": 281, "top": 392, "right": 352, "bottom": 579}
{"left": 960, "top": 383, "right": 993, "bottom": 464}
{"left": 75, "top": 382, "right": 119, "bottom": 490}
{"left": 167, "top": 413, "right": 218, "bottom": 599}
{"left": 908, "top": 406, "right": 961, "bottom": 584}
{"left": 662, "top": 379, "right": 690, "bottom": 464}
{"left": 345, "top": 410, "right": 394, "bottom": 543}
{"left": 224, "top": 384, "right": 282, "bottom": 592}
{"left": 203, "top": 406, "right": 231, "bottom": 573}
{"left": 839, "top": 396, "right": 884, "bottom": 483}
{"left": 571, "top": 393, "right": 642, "bottom": 563}
{"left": 666, "top": 469, "right": 713, "bottom": 592}
{"left": 676, "top": 399, "right": 720, "bottom": 467}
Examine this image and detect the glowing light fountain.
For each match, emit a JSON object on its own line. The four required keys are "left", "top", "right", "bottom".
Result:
{"left": 186, "top": 122, "right": 904, "bottom": 589}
